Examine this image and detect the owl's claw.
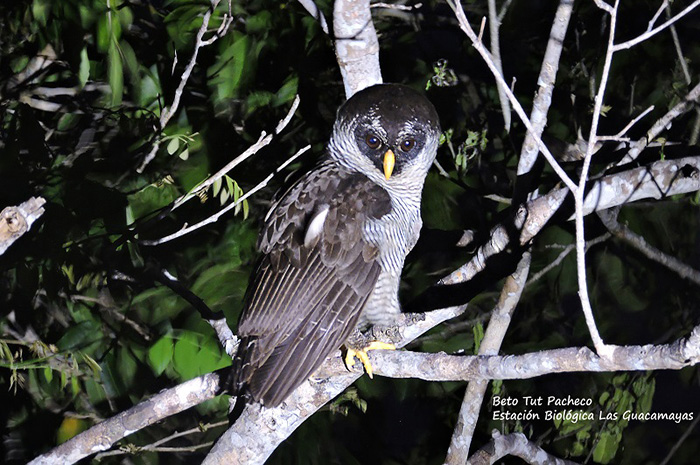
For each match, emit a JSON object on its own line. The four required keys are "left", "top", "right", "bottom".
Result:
{"left": 344, "top": 341, "right": 395, "bottom": 378}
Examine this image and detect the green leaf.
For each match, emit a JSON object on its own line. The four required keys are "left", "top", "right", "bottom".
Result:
{"left": 247, "top": 91, "right": 274, "bottom": 115}
{"left": 43, "top": 366, "right": 53, "bottom": 383}
{"left": 32, "top": 0, "right": 51, "bottom": 26}
{"left": 274, "top": 75, "right": 298, "bottom": 106}
{"left": 108, "top": 41, "right": 123, "bottom": 107}
{"left": 166, "top": 137, "right": 180, "bottom": 155}
{"left": 246, "top": 10, "right": 272, "bottom": 34}
{"left": 593, "top": 430, "right": 620, "bottom": 464}
{"left": 473, "top": 322, "right": 484, "bottom": 354}
{"left": 148, "top": 335, "right": 174, "bottom": 376}
{"left": 212, "top": 178, "right": 222, "bottom": 197}
{"left": 173, "top": 331, "right": 201, "bottom": 380}
{"left": 208, "top": 32, "right": 250, "bottom": 103}
{"left": 79, "top": 47, "right": 90, "bottom": 87}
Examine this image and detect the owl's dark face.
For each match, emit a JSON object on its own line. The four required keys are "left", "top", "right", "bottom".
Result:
{"left": 331, "top": 84, "right": 441, "bottom": 181}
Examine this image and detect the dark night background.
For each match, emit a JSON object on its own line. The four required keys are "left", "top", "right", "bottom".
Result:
{"left": 1, "top": 0, "right": 700, "bottom": 463}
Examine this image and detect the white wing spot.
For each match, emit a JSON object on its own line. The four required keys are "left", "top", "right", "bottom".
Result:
{"left": 304, "top": 206, "right": 329, "bottom": 248}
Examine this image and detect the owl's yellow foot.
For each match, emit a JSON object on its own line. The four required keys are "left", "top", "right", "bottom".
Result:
{"left": 344, "top": 341, "right": 395, "bottom": 378}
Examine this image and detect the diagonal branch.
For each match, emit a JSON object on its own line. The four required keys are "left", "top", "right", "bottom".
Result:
{"left": 598, "top": 209, "right": 700, "bottom": 287}
{"left": 445, "top": 253, "right": 531, "bottom": 465}
{"left": 137, "top": 0, "right": 233, "bottom": 173}
{"left": 446, "top": 0, "right": 578, "bottom": 193}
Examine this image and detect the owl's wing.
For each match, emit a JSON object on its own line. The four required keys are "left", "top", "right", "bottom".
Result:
{"left": 232, "top": 161, "right": 392, "bottom": 406}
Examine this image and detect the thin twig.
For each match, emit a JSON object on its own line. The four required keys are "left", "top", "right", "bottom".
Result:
{"left": 618, "top": 81, "right": 700, "bottom": 166}
{"left": 446, "top": 0, "right": 578, "bottom": 192}
{"left": 598, "top": 210, "right": 700, "bottom": 287}
{"left": 297, "top": 0, "right": 330, "bottom": 34}
{"left": 611, "top": 105, "right": 654, "bottom": 139}
{"left": 573, "top": 0, "right": 618, "bottom": 357}
{"left": 171, "top": 95, "right": 301, "bottom": 212}
{"left": 525, "top": 234, "right": 610, "bottom": 288}
{"left": 142, "top": 144, "right": 311, "bottom": 246}
{"left": 137, "top": 0, "right": 232, "bottom": 172}
{"left": 659, "top": 412, "right": 700, "bottom": 465}
{"left": 497, "top": 0, "right": 514, "bottom": 22}
{"left": 648, "top": 0, "right": 670, "bottom": 31}
{"left": 370, "top": 2, "right": 422, "bottom": 10}
{"left": 487, "top": 0, "right": 512, "bottom": 131}
{"left": 666, "top": 5, "right": 691, "bottom": 85}
{"left": 613, "top": 0, "right": 700, "bottom": 51}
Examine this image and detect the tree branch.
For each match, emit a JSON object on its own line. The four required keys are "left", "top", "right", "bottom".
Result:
{"left": 446, "top": 0, "right": 578, "bottom": 193}
{"left": 28, "top": 374, "right": 222, "bottom": 465}
{"left": 333, "top": 0, "right": 383, "bottom": 97}
{"left": 445, "top": 253, "right": 531, "bottom": 464}
{"left": 574, "top": 0, "right": 618, "bottom": 357}
{"left": 137, "top": 0, "right": 233, "bottom": 173}
{"left": 612, "top": 0, "right": 700, "bottom": 51}
{"left": 0, "top": 197, "right": 46, "bottom": 256}
{"left": 487, "top": 0, "right": 511, "bottom": 132}
{"left": 467, "top": 431, "right": 581, "bottom": 465}
{"left": 598, "top": 208, "right": 700, "bottom": 287}
{"left": 515, "top": 0, "right": 574, "bottom": 179}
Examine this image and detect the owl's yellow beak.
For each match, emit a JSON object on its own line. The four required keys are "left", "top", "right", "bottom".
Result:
{"left": 383, "top": 149, "right": 395, "bottom": 180}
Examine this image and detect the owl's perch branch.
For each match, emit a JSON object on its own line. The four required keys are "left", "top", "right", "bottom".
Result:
{"left": 34, "top": 312, "right": 700, "bottom": 465}
{"left": 369, "top": 325, "right": 700, "bottom": 381}
{"left": 208, "top": 319, "right": 700, "bottom": 465}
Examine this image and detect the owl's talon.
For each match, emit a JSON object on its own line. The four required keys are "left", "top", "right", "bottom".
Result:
{"left": 344, "top": 342, "right": 395, "bottom": 378}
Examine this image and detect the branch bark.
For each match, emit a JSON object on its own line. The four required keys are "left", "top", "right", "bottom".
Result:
{"left": 333, "top": 0, "right": 383, "bottom": 97}
{"left": 0, "top": 197, "right": 46, "bottom": 256}
{"left": 445, "top": 253, "right": 531, "bottom": 464}
{"left": 28, "top": 374, "right": 221, "bottom": 465}
{"left": 468, "top": 431, "right": 581, "bottom": 465}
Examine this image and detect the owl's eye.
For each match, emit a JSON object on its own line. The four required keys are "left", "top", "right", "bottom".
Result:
{"left": 400, "top": 139, "right": 416, "bottom": 152}
{"left": 365, "top": 134, "right": 381, "bottom": 149}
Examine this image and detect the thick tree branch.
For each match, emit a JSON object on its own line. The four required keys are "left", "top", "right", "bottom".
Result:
{"left": 333, "top": 0, "right": 383, "bottom": 97}
{"left": 369, "top": 324, "right": 700, "bottom": 381}
{"left": 0, "top": 197, "right": 46, "bottom": 256}
{"left": 203, "top": 307, "right": 465, "bottom": 465}
{"left": 28, "top": 374, "right": 221, "bottom": 465}
{"left": 468, "top": 431, "right": 581, "bottom": 465}
{"left": 515, "top": 0, "right": 574, "bottom": 179}
{"left": 441, "top": 155, "right": 700, "bottom": 287}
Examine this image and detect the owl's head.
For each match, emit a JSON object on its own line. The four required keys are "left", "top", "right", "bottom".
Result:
{"left": 329, "top": 84, "right": 441, "bottom": 185}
